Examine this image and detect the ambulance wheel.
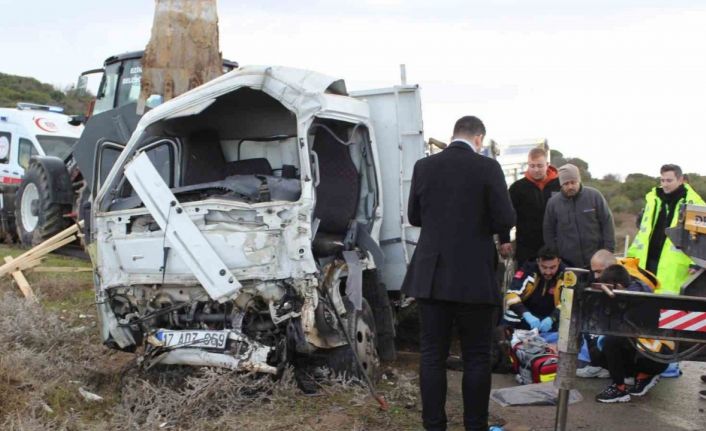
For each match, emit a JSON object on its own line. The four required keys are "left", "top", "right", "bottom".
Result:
{"left": 14, "top": 161, "right": 71, "bottom": 246}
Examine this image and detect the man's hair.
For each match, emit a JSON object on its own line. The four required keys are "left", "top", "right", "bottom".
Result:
{"left": 528, "top": 147, "right": 547, "bottom": 160}
{"left": 453, "top": 116, "right": 486, "bottom": 137}
{"left": 591, "top": 249, "right": 616, "bottom": 267}
{"left": 537, "top": 245, "right": 560, "bottom": 261}
{"left": 660, "top": 164, "right": 683, "bottom": 178}
{"left": 598, "top": 264, "right": 630, "bottom": 287}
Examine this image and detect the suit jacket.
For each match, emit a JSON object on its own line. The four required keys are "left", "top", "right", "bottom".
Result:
{"left": 401, "top": 141, "right": 515, "bottom": 304}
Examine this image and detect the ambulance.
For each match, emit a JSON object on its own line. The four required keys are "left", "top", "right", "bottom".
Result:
{"left": 0, "top": 103, "right": 83, "bottom": 240}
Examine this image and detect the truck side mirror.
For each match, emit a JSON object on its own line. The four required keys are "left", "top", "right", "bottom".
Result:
{"left": 68, "top": 115, "right": 87, "bottom": 126}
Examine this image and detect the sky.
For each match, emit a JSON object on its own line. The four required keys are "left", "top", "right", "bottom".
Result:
{"left": 2, "top": 0, "right": 705, "bottom": 179}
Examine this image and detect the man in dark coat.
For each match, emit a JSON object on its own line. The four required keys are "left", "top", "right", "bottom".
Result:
{"left": 504, "top": 147, "right": 561, "bottom": 266}
{"left": 402, "top": 116, "right": 515, "bottom": 431}
{"left": 543, "top": 163, "right": 615, "bottom": 268}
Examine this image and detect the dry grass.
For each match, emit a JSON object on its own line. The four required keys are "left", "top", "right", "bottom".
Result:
{"left": 0, "top": 244, "right": 424, "bottom": 431}
{"left": 614, "top": 211, "right": 639, "bottom": 255}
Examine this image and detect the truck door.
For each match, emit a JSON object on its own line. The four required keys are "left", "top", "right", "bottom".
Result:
{"left": 350, "top": 85, "right": 425, "bottom": 293}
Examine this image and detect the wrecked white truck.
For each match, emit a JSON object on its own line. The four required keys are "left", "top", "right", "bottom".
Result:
{"left": 87, "top": 66, "right": 424, "bottom": 379}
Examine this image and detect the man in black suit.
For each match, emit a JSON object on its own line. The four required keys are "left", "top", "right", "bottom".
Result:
{"left": 402, "top": 116, "right": 515, "bottom": 431}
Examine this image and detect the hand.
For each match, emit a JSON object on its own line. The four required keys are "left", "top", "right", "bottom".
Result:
{"left": 522, "top": 312, "right": 541, "bottom": 330}
{"left": 499, "top": 243, "right": 513, "bottom": 258}
{"left": 597, "top": 335, "right": 606, "bottom": 351}
{"left": 539, "top": 317, "right": 554, "bottom": 333}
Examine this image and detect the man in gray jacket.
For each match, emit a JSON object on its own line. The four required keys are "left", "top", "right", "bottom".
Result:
{"left": 543, "top": 164, "right": 615, "bottom": 268}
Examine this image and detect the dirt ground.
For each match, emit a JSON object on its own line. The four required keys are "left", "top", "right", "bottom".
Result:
{"left": 1, "top": 244, "right": 705, "bottom": 430}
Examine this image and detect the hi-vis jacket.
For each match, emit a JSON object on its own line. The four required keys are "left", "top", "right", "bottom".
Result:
{"left": 504, "top": 261, "right": 567, "bottom": 324}
{"left": 618, "top": 256, "right": 660, "bottom": 292}
{"left": 627, "top": 184, "right": 705, "bottom": 295}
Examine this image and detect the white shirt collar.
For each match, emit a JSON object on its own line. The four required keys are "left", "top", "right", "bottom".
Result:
{"left": 452, "top": 138, "right": 476, "bottom": 152}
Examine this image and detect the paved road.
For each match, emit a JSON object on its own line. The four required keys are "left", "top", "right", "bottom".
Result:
{"left": 441, "top": 361, "right": 706, "bottom": 430}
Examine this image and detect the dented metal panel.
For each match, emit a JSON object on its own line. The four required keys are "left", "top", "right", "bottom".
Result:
{"left": 351, "top": 85, "right": 425, "bottom": 291}
{"left": 124, "top": 152, "right": 241, "bottom": 302}
{"left": 91, "top": 65, "right": 394, "bottom": 379}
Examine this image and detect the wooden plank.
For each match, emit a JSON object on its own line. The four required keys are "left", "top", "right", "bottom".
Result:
{"left": 4, "top": 256, "right": 37, "bottom": 302}
{"left": 30, "top": 267, "right": 92, "bottom": 273}
{"left": 23, "top": 222, "right": 82, "bottom": 258}
{"left": 0, "top": 233, "right": 78, "bottom": 277}
{"left": 4, "top": 257, "right": 43, "bottom": 273}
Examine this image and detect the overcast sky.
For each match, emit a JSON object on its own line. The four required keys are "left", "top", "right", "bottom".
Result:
{"left": 2, "top": 0, "right": 705, "bottom": 178}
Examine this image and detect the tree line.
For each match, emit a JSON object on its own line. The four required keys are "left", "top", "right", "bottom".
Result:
{"left": 0, "top": 72, "right": 92, "bottom": 115}
{"left": 551, "top": 149, "right": 706, "bottom": 215}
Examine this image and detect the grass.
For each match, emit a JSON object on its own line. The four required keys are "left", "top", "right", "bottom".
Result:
{"left": 0, "top": 244, "right": 427, "bottom": 431}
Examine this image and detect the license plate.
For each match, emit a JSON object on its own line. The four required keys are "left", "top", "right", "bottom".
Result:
{"left": 156, "top": 330, "right": 229, "bottom": 350}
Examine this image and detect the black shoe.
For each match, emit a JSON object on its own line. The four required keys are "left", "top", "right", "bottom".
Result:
{"left": 701, "top": 375, "right": 706, "bottom": 384}
{"left": 700, "top": 390, "right": 706, "bottom": 400}
{"left": 596, "top": 384, "right": 631, "bottom": 403}
{"left": 629, "top": 375, "right": 660, "bottom": 397}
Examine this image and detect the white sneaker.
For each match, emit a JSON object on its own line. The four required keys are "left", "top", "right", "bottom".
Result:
{"left": 576, "top": 365, "right": 610, "bottom": 378}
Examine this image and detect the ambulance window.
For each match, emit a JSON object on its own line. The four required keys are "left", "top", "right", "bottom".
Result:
{"left": 18, "top": 139, "right": 38, "bottom": 169}
{"left": 0, "top": 132, "right": 10, "bottom": 163}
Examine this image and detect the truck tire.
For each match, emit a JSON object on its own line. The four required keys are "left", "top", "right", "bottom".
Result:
{"left": 323, "top": 298, "right": 380, "bottom": 382}
{"left": 362, "top": 270, "right": 397, "bottom": 361}
{"left": 15, "top": 161, "right": 71, "bottom": 246}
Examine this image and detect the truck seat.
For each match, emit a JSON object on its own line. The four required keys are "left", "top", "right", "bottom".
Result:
{"left": 225, "top": 158, "right": 273, "bottom": 176}
{"left": 182, "top": 130, "right": 226, "bottom": 185}
{"left": 311, "top": 125, "right": 360, "bottom": 256}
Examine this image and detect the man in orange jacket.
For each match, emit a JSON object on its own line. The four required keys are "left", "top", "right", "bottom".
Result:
{"left": 501, "top": 147, "right": 561, "bottom": 266}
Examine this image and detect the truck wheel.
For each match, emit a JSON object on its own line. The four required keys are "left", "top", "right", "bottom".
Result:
{"left": 15, "top": 161, "right": 71, "bottom": 246}
{"left": 324, "top": 298, "right": 380, "bottom": 382}
{"left": 363, "top": 270, "right": 397, "bottom": 361}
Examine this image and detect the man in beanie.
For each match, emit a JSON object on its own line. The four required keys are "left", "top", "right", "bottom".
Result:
{"left": 543, "top": 163, "right": 615, "bottom": 268}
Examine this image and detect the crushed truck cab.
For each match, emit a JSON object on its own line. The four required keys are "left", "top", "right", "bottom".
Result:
{"left": 89, "top": 66, "right": 424, "bottom": 377}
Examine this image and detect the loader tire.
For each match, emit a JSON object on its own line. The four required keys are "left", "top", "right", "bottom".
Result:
{"left": 15, "top": 161, "right": 71, "bottom": 246}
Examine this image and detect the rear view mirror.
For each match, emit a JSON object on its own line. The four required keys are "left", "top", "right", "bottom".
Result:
{"left": 68, "top": 115, "right": 87, "bottom": 126}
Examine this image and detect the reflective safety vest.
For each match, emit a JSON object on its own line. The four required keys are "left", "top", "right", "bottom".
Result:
{"left": 618, "top": 256, "right": 660, "bottom": 292}
{"left": 627, "top": 184, "right": 705, "bottom": 294}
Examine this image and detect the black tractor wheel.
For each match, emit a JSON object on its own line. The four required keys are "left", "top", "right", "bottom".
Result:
{"left": 14, "top": 161, "right": 71, "bottom": 246}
